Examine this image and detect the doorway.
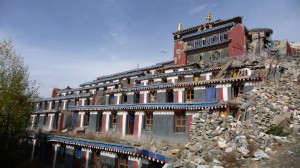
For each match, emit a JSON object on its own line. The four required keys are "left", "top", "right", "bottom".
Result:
{"left": 127, "top": 112, "right": 135, "bottom": 135}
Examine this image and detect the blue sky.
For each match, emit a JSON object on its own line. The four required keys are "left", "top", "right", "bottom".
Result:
{"left": 0, "top": 0, "right": 299, "bottom": 97}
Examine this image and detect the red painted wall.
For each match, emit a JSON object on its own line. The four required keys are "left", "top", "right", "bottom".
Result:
{"left": 140, "top": 94, "right": 144, "bottom": 103}
{"left": 131, "top": 161, "right": 138, "bottom": 168}
{"left": 174, "top": 40, "right": 187, "bottom": 65}
{"left": 228, "top": 24, "right": 246, "bottom": 59}
{"left": 134, "top": 115, "right": 139, "bottom": 137}
{"left": 287, "top": 41, "right": 293, "bottom": 55}
{"left": 218, "top": 88, "right": 223, "bottom": 101}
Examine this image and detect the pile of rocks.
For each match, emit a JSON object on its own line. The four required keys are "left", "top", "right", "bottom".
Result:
{"left": 178, "top": 111, "right": 293, "bottom": 167}
{"left": 175, "top": 57, "right": 300, "bottom": 167}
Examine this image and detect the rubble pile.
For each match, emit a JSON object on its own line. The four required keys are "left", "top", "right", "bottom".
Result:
{"left": 176, "top": 57, "right": 300, "bottom": 168}
{"left": 179, "top": 112, "right": 291, "bottom": 167}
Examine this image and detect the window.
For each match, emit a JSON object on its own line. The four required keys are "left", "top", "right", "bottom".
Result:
{"left": 194, "top": 74, "right": 200, "bottom": 82}
{"left": 44, "top": 102, "right": 48, "bottom": 110}
{"left": 59, "top": 100, "right": 62, "bottom": 109}
{"left": 109, "top": 94, "right": 115, "bottom": 104}
{"left": 145, "top": 112, "right": 153, "bottom": 131}
{"left": 134, "top": 92, "right": 140, "bottom": 104}
{"left": 118, "top": 155, "right": 128, "bottom": 168}
{"left": 178, "top": 76, "right": 184, "bottom": 83}
{"left": 123, "top": 94, "right": 127, "bottom": 104}
{"left": 167, "top": 89, "right": 174, "bottom": 103}
{"left": 150, "top": 91, "right": 157, "bottom": 103}
{"left": 75, "top": 99, "right": 79, "bottom": 106}
{"left": 175, "top": 112, "right": 186, "bottom": 133}
{"left": 93, "top": 150, "right": 101, "bottom": 166}
{"left": 202, "top": 39, "right": 206, "bottom": 45}
{"left": 224, "top": 33, "right": 228, "bottom": 40}
{"left": 148, "top": 79, "right": 154, "bottom": 85}
{"left": 86, "top": 98, "right": 91, "bottom": 105}
{"left": 110, "top": 112, "right": 117, "bottom": 130}
{"left": 96, "top": 113, "right": 102, "bottom": 132}
{"left": 51, "top": 101, "right": 55, "bottom": 109}
{"left": 43, "top": 114, "right": 48, "bottom": 125}
{"left": 185, "top": 88, "right": 194, "bottom": 103}
{"left": 84, "top": 113, "right": 90, "bottom": 126}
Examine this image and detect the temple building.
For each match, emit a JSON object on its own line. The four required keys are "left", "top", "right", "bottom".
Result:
{"left": 29, "top": 13, "right": 277, "bottom": 168}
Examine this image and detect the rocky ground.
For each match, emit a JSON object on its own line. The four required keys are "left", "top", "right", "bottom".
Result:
{"left": 171, "top": 56, "right": 300, "bottom": 168}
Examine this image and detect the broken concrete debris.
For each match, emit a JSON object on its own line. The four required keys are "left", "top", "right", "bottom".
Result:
{"left": 174, "top": 57, "right": 300, "bottom": 167}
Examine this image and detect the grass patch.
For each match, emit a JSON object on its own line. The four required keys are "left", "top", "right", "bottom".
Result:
{"left": 266, "top": 125, "right": 289, "bottom": 136}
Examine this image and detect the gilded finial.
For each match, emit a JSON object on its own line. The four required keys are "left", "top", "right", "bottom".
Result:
{"left": 206, "top": 10, "right": 211, "bottom": 22}
{"left": 178, "top": 22, "right": 182, "bottom": 31}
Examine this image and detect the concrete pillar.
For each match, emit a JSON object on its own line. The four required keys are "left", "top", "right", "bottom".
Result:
{"left": 115, "top": 93, "right": 122, "bottom": 105}
{"left": 222, "top": 84, "right": 231, "bottom": 101}
{"left": 117, "top": 111, "right": 127, "bottom": 138}
{"left": 82, "top": 148, "right": 92, "bottom": 168}
{"left": 79, "top": 112, "right": 85, "bottom": 128}
{"left": 48, "top": 101, "right": 52, "bottom": 110}
{"left": 52, "top": 143, "right": 60, "bottom": 168}
{"left": 63, "top": 100, "right": 67, "bottom": 110}
{"left": 103, "top": 111, "right": 111, "bottom": 133}
{"left": 141, "top": 91, "right": 149, "bottom": 103}
{"left": 135, "top": 112, "right": 144, "bottom": 139}
{"left": 31, "top": 115, "right": 37, "bottom": 130}
{"left": 174, "top": 88, "right": 184, "bottom": 103}
{"left": 48, "top": 114, "right": 55, "bottom": 131}
{"left": 141, "top": 80, "right": 148, "bottom": 86}
{"left": 31, "top": 139, "right": 36, "bottom": 161}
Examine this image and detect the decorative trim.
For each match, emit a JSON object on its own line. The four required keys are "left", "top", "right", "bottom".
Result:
{"left": 82, "top": 148, "right": 92, "bottom": 152}
{"left": 173, "top": 88, "right": 185, "bottom": 91}
{"left": 117, "top": 111, "right": 128, "bottom": 115}
{"left": 154, "top": 78, "right": 162, "bottom": 82}
{"left": 40, "top": 114, "right": 45, "bottom": 116}
{"left": 153, "top": 111, "right": 174, "bottom": 115}
{"left": 90, "top": 112, "right": 98, "bottom": 115}
{"left": 127, "top": 92, "right": 134, "bottom": 95}
{"left": 103, "top": 111, "right": 111, "bottom": 115}
{"left": 184, "top": 75, "right": 193, "bottom": 78}
{"left": 245, "top": 82, "right": 257, "bottom": 86}
{"left": 135, "top": 111, "right": 145, "bottom": 115}
{"left": 157, "top": 89, "right": 166, "bottom": 93}
{"left": 140, "top": 91, "right": 150, "bottom": 94}
{"left": 66, "top": 145, "right": 74, "bottom": 149}
{"left": 194, "top": 86, "right": 205, "bottom": 90}
{"left": 100, "top": 151, "right": 117, "bottom": 158}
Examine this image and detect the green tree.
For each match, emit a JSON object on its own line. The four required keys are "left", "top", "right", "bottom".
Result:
{"left": 0, "top": 39, "right": 38, "bottom": 167}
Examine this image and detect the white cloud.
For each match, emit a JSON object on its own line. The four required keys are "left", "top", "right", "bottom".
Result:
{"left": 189, "top": 4, "right": 207, "bottom": 15}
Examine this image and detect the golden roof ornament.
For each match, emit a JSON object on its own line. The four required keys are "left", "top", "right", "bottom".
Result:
{"left": 178, "top": 22, "right": 182, "bottom": 31}
{"left": 206, "top": 10, "right": 211, "bottom": 22}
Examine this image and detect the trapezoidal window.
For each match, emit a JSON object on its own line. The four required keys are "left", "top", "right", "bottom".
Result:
{"left": 174, "top": 112, "right": 186, "bottom": 133}
{"left": 150, "top": 91, "right": 157, "bottom": 103}
{"left": 43, "top": 114, "right": 48, "bottom": 125}
{"left": 134, "top": 92, "right": 140, "bottom": 104}
{"left": 144, "top": 112, "right": 153, "bottom": 131}
{"left": 185, "top": 88, "right": 194, "bottom": 103}
{"left": 123, "top": 94, "right": 128, "bottom": 104}
{"left": 84, "top": 113, "right": 90, "bottom": 126}
{"left": 110, "top": 112, "right": 117, "bottom": 130}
